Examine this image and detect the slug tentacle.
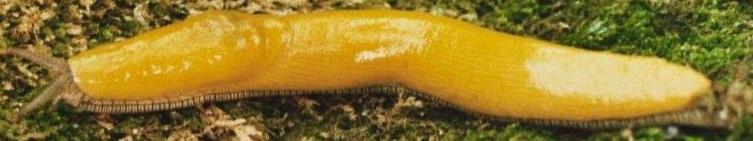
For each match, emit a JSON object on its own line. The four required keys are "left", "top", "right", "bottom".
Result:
{"left": 2, "top": 48, "right": 73, "bottom": 121}
{"left": 1, "top": 48, "right": 68, "bottom": 78}
{"left": 11, "top": 74, "right": 71, "bottom": 122}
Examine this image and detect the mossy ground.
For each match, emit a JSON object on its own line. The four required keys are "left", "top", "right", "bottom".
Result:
{"left": 1, "top": 0, "right": 752, "bottom": 140}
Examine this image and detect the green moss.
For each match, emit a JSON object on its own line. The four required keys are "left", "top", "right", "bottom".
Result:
{"left": 0, "top": 37, "right": 7, "bottom": 51}
{"left": 728, "top": 115, "right": 753, "bottom": 141}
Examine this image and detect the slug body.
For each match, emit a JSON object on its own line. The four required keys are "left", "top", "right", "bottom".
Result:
{"left": 7, "top": 10, "right": 717, "bottom": 128}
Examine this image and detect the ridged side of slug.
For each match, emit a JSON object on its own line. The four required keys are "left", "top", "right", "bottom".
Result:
{"left": 59, "top": 79, "right": 723, "bottom": 129}
{"left": 67, "top": 10, "right": 711, "bottom": 122}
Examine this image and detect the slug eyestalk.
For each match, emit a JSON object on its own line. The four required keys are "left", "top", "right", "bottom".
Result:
{"left": 2, "top": 48, "right": 69, "bottom": 121}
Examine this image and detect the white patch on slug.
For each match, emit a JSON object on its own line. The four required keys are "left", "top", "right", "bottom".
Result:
{"left": 355, "top": 43, "right": 413, "bottom": 63}
{"left": 214, "top": 55, "right": 223, "bottom": 61}
{"left": 252, "top": 35, "right": 261, "bottom": 45}
{"left": 262, "top": 20, "right": 285, "bottom": 28}
{"left": 165, "top": 65, "right": 176, "bottom": 73}
{"left": 206, "top": 55, "right": 224, "bottom": 64}
{"left": 353, "top": 19, "right": 429, "bottom": 63}
{"left": 151, "top": 65, "right": 163, "bottom": 75}
{"left": 124, "top": 73, "right": 131, "bottom": 82}
{"left": 236, "top": 38, "right": 247, "bottom": 50}
{"left": 525, "top": 47, "right": 707, "bottom": 103}
{"left": 182, "top": 61, "right": 192, "bottom": 70}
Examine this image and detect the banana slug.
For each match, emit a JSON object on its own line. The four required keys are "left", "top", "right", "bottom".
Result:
{"left": 1, "top": 10, "right": 730, "bottom": 129}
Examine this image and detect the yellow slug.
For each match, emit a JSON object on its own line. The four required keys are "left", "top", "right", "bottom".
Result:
{"left": 2, "top": 10, "right": 726, "bottom": 129}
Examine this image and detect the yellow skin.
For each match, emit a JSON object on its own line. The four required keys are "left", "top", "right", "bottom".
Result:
{"left": 68, "top": 10, "right": 710, "bottom": 122}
